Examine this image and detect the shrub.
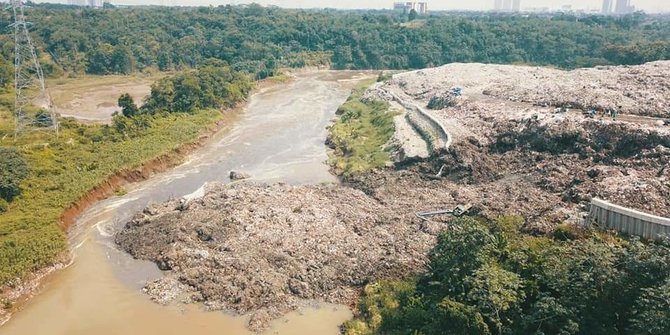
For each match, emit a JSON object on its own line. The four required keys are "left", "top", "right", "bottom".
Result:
{"left": 427, "top": 94, "right": 456, "bottom": 110}
{"left": 328, "top": 80, "right": 396, "bottom": 175}
{"left": 0, "top": 147, "right": 29, "bottom": 202}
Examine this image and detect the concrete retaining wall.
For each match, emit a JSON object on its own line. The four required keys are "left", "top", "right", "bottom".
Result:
{"left": 387, "top": 91, "right": 452, "bottom": 152}
{"left": 586, "top": 198, "right": 670, "bottom": 240}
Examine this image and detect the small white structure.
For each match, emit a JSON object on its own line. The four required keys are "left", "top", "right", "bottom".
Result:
{"left": 393, "top": 2, "right": 428, "bottom": 15}
{"left": 68, "top": 0, "right": 103, "bottom": 7}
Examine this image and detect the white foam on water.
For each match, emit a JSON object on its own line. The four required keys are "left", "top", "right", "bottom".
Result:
{"left": 95, "top": 220, "right": 114, "bottom": 237}
{"left": 103, "top": 196, "right": 139, "bottom": 210}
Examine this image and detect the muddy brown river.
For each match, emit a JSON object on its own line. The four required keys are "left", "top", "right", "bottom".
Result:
{"left": 2, "top": 71, "right": 373, "bottom": 335}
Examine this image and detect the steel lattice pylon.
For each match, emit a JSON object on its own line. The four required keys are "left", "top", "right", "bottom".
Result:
{"left": 10, "top": 0, "right": 58, "bottom": 137}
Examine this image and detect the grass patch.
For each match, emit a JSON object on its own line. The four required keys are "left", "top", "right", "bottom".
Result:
{"left": 266, "top": 71, "right": 292, "bottom": 83}
{"left": 0, "top": 105, "right": 222, "bottom": 285}
{"left": 47, "top": 73, "right": 164, "bottom": 107}
{"left": 328, "top": 80, "right": 397, "bottom": 175}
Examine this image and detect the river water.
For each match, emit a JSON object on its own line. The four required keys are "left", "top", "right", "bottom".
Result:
{"left": 2, "top": 71, "right": 373, "bottom": 335}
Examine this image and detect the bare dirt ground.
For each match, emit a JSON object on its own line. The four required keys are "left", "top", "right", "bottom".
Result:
{"left": 48, "top": 74, "right": 159, "bottom": 123}
{"left": 115, "top": 62, "right": 670, "bottom": 331}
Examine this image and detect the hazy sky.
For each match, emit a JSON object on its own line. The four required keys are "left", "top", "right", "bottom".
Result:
{"left": 36, "top": 0, "right": 670, "bottom": 13}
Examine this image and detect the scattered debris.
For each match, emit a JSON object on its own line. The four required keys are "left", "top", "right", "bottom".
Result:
{"left": 229, "top": 170, "right": 251, "bottom": 181}
{"left": 116, "top": 182, "right": 438, "bottom": 332}
{"left": 415, "top": 203, "right": 472, "bottom": 220}
{"left": 366, "top": 61, "right": 670, "bottom": 224}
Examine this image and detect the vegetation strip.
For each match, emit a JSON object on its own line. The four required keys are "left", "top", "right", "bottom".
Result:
{"left": 327, "top": 80, "right": 397, "bottom": 175}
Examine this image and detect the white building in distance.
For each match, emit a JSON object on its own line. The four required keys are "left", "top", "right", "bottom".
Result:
{"left": 68, "top": 0, "right": 103, "bottom": 7}
{"left": 494, "top": 0, "right": 521, "bottom": 12}
{"left": 602, "top": 0, "right": 613, "bottom": 14}
{"left": 615, "top": 0, "right": 635, "bottom": 14}
{"left": 393, "top": 2, "right": 428, "bottom": 15}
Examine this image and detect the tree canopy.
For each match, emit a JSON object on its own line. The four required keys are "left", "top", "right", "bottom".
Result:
{"left": 0, "top": 147, "right": 29, "bottom": 204}
{"left": 0, "top": 6, "right": 669, "bottom": 78}
{"left": 345, "top": 217, "right": 670, "bottom": 335}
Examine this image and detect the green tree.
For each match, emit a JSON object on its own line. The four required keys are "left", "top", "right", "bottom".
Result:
{"left": 111, "top": 45, "right": 134, "bottom": 74}
{"left": 629, "top": 280, "right": 670, "bottom": 335}
{"left": 345, "top": 217, "right": 670, "bottom": 335}
{"left": 118, "top": 93, "right": 138, "bottom": 117}
{"left": 425, "top": 218, "right": 497, "bottom": 297}
{"left": 466, "top": 264, "right": 525, "bottom": 333}
{"left": 437, "top": 299, "right": 491, "bottom": 335}
{"left": 86, "top": 43, "right": 114, "bottom": 74}
{"left": 408, "top": 9, "right": 418, "bottom": 21}
{"left": 0, "top": 147, "right": 29, "bottom": 203}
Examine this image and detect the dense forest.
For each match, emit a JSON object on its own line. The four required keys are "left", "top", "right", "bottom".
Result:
{"left": 0, "top": 4, "right": 670, "bottom": 84}
{"left": 344, "top": 217, "right": 670, "bottom": 335}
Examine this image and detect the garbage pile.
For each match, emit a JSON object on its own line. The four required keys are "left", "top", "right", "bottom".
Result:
{"left": 377, "top": 61, "right": 670, "bottom": 118}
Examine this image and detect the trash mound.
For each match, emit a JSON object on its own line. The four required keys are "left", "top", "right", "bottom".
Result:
{"left": 343, "top": 167, "right": 572, "bottom": 234}
{"left": 492, "top": 117, "right": 670, "bottom": 158}
{"left": 379, "top": 61, "right": 670, "bottom": 118}
{"left": 366, "top": 61, "right": 670, "bottom": 220}
{"left": 434, "top": 116, "right": 670, "bottom": 219}
{"left": 115, "top": 182, "right": 436, "bottom": 332}
{"left": 115, "top": 62, "right": 670, "bottom": 333}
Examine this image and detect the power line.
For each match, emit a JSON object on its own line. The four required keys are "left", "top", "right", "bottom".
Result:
{"left": 9, "top": 0, "right": 58, "bottom": 138}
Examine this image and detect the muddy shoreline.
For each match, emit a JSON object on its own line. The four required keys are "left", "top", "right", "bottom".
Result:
{"left": 0, "top": 77, "right": 282, "bottom": 327}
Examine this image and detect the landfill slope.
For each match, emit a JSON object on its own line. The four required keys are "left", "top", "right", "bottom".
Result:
{"left": 365, "top": 61, "right": 670, "bottom": 223}
{"left": 375, "top": 61, "right": 670, "bottom": 118}
{"left": 116, "top": 62, "right": 670, "bottom": 331}
{"left": 116, "top": 182, "right": 436, "bottom": 331}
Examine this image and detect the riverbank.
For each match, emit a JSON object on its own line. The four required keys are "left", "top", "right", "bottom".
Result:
{"left": 0, "top": 112, "right": 222, "bottom": 325}
{"left": 0, "top": 75, "right": 284, "bottom": 326}
{"left": 2, "top": 70, "right": 372, "bottom": 335}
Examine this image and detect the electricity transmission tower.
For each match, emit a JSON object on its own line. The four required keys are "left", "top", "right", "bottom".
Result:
{"left": 9, "top": 0, "right": 58, "bottom": 137}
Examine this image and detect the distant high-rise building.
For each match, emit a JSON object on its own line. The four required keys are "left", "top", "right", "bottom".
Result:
{"left": 502, "top": 0, "right": 512, "bottom": 11}
{"left": 601, "top": 0, "right": 613, "bottom": 14}
{"left": 615, "top": 0, "right": 634, "bottom": 14}
{"left": 494, "top": 0, "right": 502, "bottom": 11}
{"left": 512, "top": 0, "right": 520, "bottom": 11}
{"left": 69, "top": 0, "right": 103, "bottom": 7}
